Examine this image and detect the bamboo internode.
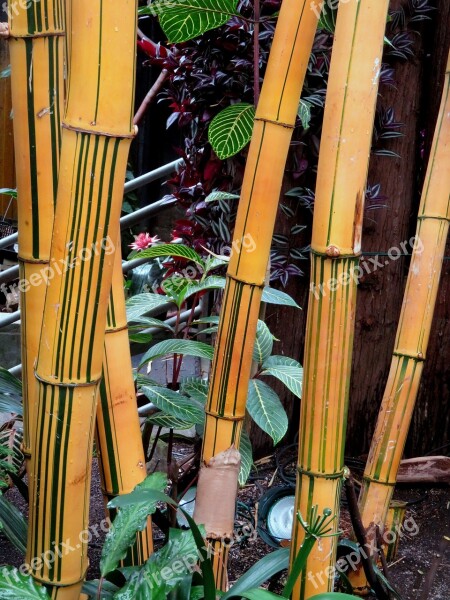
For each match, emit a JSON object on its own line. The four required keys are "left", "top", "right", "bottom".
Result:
{"left": 353, "top": 51, "right": 450, "bottom": 594}
{"left": 290, "top": 2, "right": 390, "bottom": 598}
{"left": 26, "top": 1, "right": 137, "bottom": 595}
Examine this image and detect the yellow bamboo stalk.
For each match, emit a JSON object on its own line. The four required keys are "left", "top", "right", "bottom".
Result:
{"left": 289, "top": 2, "right": 389, "bottom": 598}
{"left": 195, "top": 0, "right": 319, "bottom": 589}
{"left": 352, "top": 51, "right": 450, "bottom": 594}
{"left": 96, "top": 234, "right": 153, "bottom": 564}
{"left": 26, "top": 1, "right": 137, "bottom": 596}
{"left": 6, "top": 0, "right": 64, "bottom": 465}
{"left": 0, "top": 28, "right": 15, "bottom": 217}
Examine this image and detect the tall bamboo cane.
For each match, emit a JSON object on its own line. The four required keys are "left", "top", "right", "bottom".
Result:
{"left": 6, "top": 0, "right": 64, "bottom": 466}
{"left": 352, "top": 51, "right": 450, "bottom": 594}
{"left": 96, "top": 234, "right": 153, "bottom": 564}
{"left": 27, "top": 1, "right": 137, "bottom": 596}
{"left": 289, "top": 2, "right": 389, "bottom": 598}
{"left": 0, "top": 11, "right": 15, "bottom": 218}
{"left": 194, "top": 0, "right": 319, "bottom": 589}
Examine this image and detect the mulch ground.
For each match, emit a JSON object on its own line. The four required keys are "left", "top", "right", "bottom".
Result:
{"left": 0, "top": 447, "right": 449, "bottom": 599}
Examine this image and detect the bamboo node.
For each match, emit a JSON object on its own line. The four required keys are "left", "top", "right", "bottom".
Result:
{"left": 326, "top": 245, "right": 341, "bottom": 258}
{"left": 297, "top": 466, "right": 345, "bottom": 480}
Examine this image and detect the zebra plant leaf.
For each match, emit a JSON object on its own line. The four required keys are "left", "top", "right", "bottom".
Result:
{"left": 146, "top": 412, "right": 195, "bottom": 431}
{"left": 205, "top": 191, "right": 240, "bottom": 203}
{"left": 140, "top": 0, "right": 239, "bottom": 43}
{"left": 139, "top": 339, "right": 214, "bottom": 367}
{"left": 0, "top": 567, "right": 49, "bottom": 599}
{"left": 263, "top": 355, "right": 301, "bottom": 368}
{"left": 142, "top": 386, "right": 205, "bottom": 425}
{"left": 260, "top": 365, "right": 303, "bottom": 399}
{"left": 247, "top": 380, "right": 288, "bottom": 445}
{"left": 0, "top": 493, "right": 28, "bottom": 554}
{"left": 128, "top": 243, "right": 205, "bottom": 268}
{"left": 126, "top": 293, "right": 171, "bottom": 323}
{"left": 100, "top": 473, "right": 167, "bottom": 576}
{"left": 253, "top": 320, "right": 274, "bottom": 364}
{"left": 0, "top": 368, "right": 23, "bottom": 416}
{"left": 209, "top": 103, "right": 256, "bottom": 159}
{"left": 261, "top": 287, "right": 300, "bottom": 308}
{"left": 239, "top": 430, "right": 253, "bottom": 486}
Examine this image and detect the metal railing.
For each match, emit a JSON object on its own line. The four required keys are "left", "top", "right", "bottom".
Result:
{"left": 0, "top": 158, "right": 186, "bottom": 373}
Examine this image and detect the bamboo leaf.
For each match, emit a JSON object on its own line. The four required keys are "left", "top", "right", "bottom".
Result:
{"left": 239, "top": 430, "right": 253, "bottom": 486}
{"left": 262, "top": 355, "right": 301, "bottom": 368}
{"left": 253, "top": 321, "right": 274, "bottom": 364}
{"left": 147, "top": 412, "right": 195, "bottom": 430}
{"left": 205, "top": 191, "right": 240, "bottom": 203}
{"left": 140, "top": 0, "right": 239, "bottom": 43}
{"left": 209, "top": 103, "right": 256, "bottom": 160}
{"left": 247, "top": 380, "right": 288, "bottom": 445}
{"left": 114, "top": 528, "right": 198, "bottom": 600}
{"left": 142, "top": 386, "right": 205, "bottom": 425}
{"left": 222, "top": 548, "right": 290, "bottom": 600}
{"left": 128, "top": 244, "right": 205, "bottom": 268}
{"left": 126, "top": 294, "right": 171, "bottom": 322}
{"left": 100, "top": 473, "right": 167, "bottom": 576}
{"left": 0, "top": 493, "right": 27, "bottom": 554}
{"left": 261, "top": 287, "right": 300, "bottom": 308}
{"left": 139, "top": 339, "right": 214, "bottom": 367}
{"left": 260, "top": 365, "right": 303, "bottom": 399}
{"left": 0, "top": 567, "right": 50, "bottom": 599}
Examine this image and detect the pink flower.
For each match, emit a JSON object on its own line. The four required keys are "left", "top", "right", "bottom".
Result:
{"left": 129, "top": 233, "right": 161, "bottom": 251}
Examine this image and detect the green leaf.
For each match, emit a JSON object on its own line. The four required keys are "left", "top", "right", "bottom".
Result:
{"left": 230, "top": 591, "right": 281, "bottom": 600}
{"left": 238, "top": 430, "right": 253, "bottom": 486}
{"left": 260, "top": 365, "right": 303, "bottom": 399}
{"left": 0, "top": 188, "right": 17, "bottom": 199}
{"left": 0, "top": 367, "right": 23, "bottom": 415}
{"left": 184, "top": 276, "right": 226, "bottom": 300}
{"left": 0, "top": 66, "right": 11, "bottom": 79}
{"left": 114, "top": 528, "right": 199, "bottom": 600}
{"left": 318, "top": 5, "right": 337, "bottom": 33}
{"left": 162, "top": 276, "right": 191, "bottom": 308}
{"left": 140, "top": 0, "right": 238, "bottom": 43}
{"left": 128, "top": 333, "right": 153, "bottom": 344}
{"left": 0, "top": 426, "right": 24, "bottom": 479}
{"left": 139, "top": 339, "right": 214, "bottom": 367}
{"left": 222, "top": 548, "right": 289, "bottom": 600}
{"left": 128, "top": 244, "right": 205, "bottom": 268}
{"left": 262, "top": 355, "right": 301, "bottom": 368}
{"left": 100, "top": 473, "right": 167, "bottom": 576}
{"left": 126, "top": 293, "right": 171, "bottom": 323}
{"left": 253, "top": 321, "right": 274, "bottom": 364}
{"left": 261, "top": 287, "right": 300, "bottom": 308}
{"left": 205, "top": 191, "right": 240, "bottom": 203}
{"left": 298, "top": 100, "right": 312, "bottom": 130}
{"left": 0, "top": 493, "right": 27, "bottom": 554}
{"left": 209, "top": 103, "right": 255, "bottom": 160}
{"left": 247, "top": 380, "right": 288, "bottom": 445}
{"left": 129, "top": 316, "right": 175, "bottom": 332}
{"left": 82, "top": 579, "right": 119, "bottom": 599}
{"left": 181, "top": 379, "right": 208, "bottom": 404}
{"left": 142, "top": 386, "right": 205, "bottom": 426}
{"left": 147, "top": 412, "right": 195, "bottom": 431}
{"left": 0, "top": 567, "right": 50, "bottom": 599}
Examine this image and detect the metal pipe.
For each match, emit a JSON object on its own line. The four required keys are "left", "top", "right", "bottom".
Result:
{"left": 0, "top": 310, "right": 20, "bottom": 327}
{"left": 0, "top": 158, "right": 184, "bottom": 251}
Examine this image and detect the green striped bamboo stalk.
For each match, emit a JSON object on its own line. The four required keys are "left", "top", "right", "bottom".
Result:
{"left": 352, "top": 51, "right": 450, "bottom": 594}
{"left": 0, "top": 12, "right": 15, "bottom": 218}
{"left": 194, "top": 0, "right": 319, "bottom": 589}
{"left": 26, "top": 1, "right": 137, "bottom": 596}
{"left": 289, "top": 2, "right": 390, "bottom": 598}
{"left": 7, "top": 0, "right": 64, "bottom": 465}
{"left": 96, "top": 233, "right": 153, "bottom": 564}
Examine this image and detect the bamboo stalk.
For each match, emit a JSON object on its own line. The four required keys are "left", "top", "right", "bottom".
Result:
{"left": 0, "top": 10, "right": 15, "bottom": 218}
{"left": 194, "top": 0, "right": 319, "bottom": 589}
{"left": 6, "top": 0, "right": 64, "bottom": 466}
{"left": 289, "top": 2, "right": 390, "bottom": 598}
{"left": 353, "top": 51, "right": 450, "bottom": 594}
{"left": 26, "top": 2, "right": 137, "bottom": 596}
{"left": 96, "top": 233, "right": 153, "bottom": 564}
